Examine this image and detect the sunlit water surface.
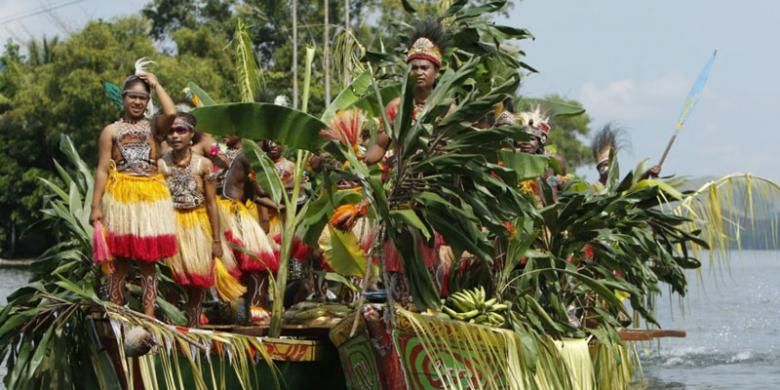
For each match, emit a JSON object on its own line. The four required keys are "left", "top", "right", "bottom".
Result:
{"left": 641, "top": 250, "right": 780, "bottom": 389}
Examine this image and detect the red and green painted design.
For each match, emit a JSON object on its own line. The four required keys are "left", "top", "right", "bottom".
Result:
{"left": 394, "top": 333, "right": 506, "bottom": 389}
{"left": 338, "top": 334, "right": 384, "bottom": 390}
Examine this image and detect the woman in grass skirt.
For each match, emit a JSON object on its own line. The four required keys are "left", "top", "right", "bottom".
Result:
{"left": 158, "top": 112, "right": 224, "bottom": 326}
{"left": 90, "top": 71, "right": 177, "bottom": 317}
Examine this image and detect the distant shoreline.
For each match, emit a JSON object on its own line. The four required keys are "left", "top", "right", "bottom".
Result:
{"left": 0, "top": 258, "right": 34, "bottom": 267}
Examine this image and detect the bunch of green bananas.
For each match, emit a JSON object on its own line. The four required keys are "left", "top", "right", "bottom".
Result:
{"left": 442, "top": 287, "right": 508, "bottom": 327}
{"left": 283, "top": 302, "right": 351, "bottom": 325}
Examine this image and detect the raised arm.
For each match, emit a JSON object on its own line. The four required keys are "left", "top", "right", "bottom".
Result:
{"left": 90, "top": 125, "right": 114, "bottom": 224}
{"left": 138, "top": 72, "right": 176, "bottom": 137}
{"left": 203, "top": 159, "right": 223, "bottom": 259}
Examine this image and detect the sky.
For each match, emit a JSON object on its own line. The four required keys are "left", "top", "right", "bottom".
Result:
{"left": 505, "top": 1, "right": 779, "bottom": 182}
{"left": 1, "top": 0, "right": 777, "bottom": 182}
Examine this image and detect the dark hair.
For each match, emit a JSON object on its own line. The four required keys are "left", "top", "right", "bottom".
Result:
{"left": 175, "top": 111, "right": 197, "bottom": 127}
{"left": 122, "top": 75, "right": 151, "bottom": 94}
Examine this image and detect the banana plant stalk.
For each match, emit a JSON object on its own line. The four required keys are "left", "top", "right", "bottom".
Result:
{"left": 269, "top": 46, "right": 316, "bottom": 337}
{"left": 291, "top": 0, "right": 298, "bottom": 108}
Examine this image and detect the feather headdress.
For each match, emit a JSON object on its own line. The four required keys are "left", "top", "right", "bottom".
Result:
{"left": 136, "top": 58, "right": 156, "bottom": 118}
{"left": 274, "top": 95, "right": 291, "bottom": 107}
{"left": 406, "top": 18, "right": 446, "bottom": 67}
{"left": 591, "top": 123, "right": 629, "bottom": 166}
{"left": 517, "top": 106, "right": 551, "bottom": 143}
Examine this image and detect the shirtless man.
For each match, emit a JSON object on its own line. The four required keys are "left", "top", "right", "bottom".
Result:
{"left": 221, "top": 146, "right": 278, "bottom": 319}
{"left": 365, "top": 19, "right": 448, "bottom": 165}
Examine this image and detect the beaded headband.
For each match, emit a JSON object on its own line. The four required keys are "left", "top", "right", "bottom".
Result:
{"left": 122, "top": 89, "right": 150, "bottom": 98}
{"left": 172, "top": 118, "right": 195, "bottom": 130}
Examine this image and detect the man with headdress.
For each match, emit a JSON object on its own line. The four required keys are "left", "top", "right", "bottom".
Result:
{"left": 90, "top": 69, "right": 177, "bottom": 318}
{"left": 516, "top": 107, "right": 551, "bottom": 155}
{"left": 365, "top": 18, "right": 448, "bottom": 165}
{"left": 591, "top": 124, "right": 661, "bottom": 186}
{"left": 504, "top": 107, "right": 564, "bottom": 204}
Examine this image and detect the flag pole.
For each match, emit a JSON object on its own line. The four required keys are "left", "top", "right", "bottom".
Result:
{"left": 657, "top": 134, "right": 677, "bottom": 167}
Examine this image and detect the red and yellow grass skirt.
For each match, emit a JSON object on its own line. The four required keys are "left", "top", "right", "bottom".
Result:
{"left": 102, "top": 169, "right": 177, "bottom": 262}
{"left": 213, "top": 197, "right": 241, "bottom": 279}
{"left": 167, "top": 206, "right": 215, "bottom": 288}
{"left": 217, "top": 197, "right": 278, "bottom": 274}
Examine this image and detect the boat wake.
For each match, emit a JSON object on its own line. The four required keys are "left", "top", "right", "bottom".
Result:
{"left": 640, "top": 347, "right": 778, "bottom": 368}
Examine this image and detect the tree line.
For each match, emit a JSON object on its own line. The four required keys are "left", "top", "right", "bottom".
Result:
{"left": 0, "top": 0, "right": 594, "bottom": 257}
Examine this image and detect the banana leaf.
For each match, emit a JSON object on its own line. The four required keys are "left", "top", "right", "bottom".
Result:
{"left": 191, "top": 102, "right": 328, "bottom": 151}
{"left": 499, "top": 151, "right": 550, "bottom": 181}
{"left": 353, "top": 84, "right": 401, "bottom": 119}
{"left": 325, "top": 226, "right": 369, "bottom": 277}
{"left": 390, "top": 228, "right": 441, "bottom": 309}
{"left": 321, "top": 71, "right": 373, "bottom": 123}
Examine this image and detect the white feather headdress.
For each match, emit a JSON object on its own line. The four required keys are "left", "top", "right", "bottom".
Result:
{"left": 134, "top": 57, "right": 156, "bottom": 118}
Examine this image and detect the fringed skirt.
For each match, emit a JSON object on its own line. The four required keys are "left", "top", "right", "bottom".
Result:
{"left": 267, "top": 209, "right": 283, "bottom": 237}
{"left": 217, "top": 197, "right": 278, "bottom": 274}
{"left": 166, "top": 207, "right": 214, "bottom": 288}
{"left": 102, "top": 169, "right": 177, "bottom": 262}
{"left": 214, "top": 197, "right": 242, "bottom": 279}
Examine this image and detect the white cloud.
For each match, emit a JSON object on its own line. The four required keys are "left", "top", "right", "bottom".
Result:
{"left": 578, "top": 76, "right": 690, "bottom": 122}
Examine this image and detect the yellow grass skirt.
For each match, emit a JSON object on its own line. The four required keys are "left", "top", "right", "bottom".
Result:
{"left": 102, "top": 169, "right": 177, "bottom": 262}
{"left": 167, "top": 207, "right": 215, "bottom": 288}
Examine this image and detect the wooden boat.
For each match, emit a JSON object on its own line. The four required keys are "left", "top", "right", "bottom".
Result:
{"left": 329, "top": 305, "right": 686, "bottom": 389}
{"left": 90, "top": 314, "right": 346, "bottom": 389}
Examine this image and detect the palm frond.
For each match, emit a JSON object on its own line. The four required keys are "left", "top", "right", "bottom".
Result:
{"left": 103, "top": 303, "right": 280, "bottom": 390}
{"left": 589, "top": 327, "right": 635, "bottom": 390}
{"left": 233, "top": 19, "right": 260, "bottom": 103}
{"left": 396, "top": 308, "right": 584, "bottom": 389}
{"left": 674, "top": 173, "right": 780, "bottom": 253}
{"left": 332, "top": 29, "right": 366, "bottom": 89}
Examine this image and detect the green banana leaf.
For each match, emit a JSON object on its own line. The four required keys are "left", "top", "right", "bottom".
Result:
{"left": 321, "top": 71, "right": 373, "bottom": 123}
{"left": 520, "top": 97, "right": 586, "bottom": 118}
{"left": 499, "top": 151, "right": 550, "bottom": 181}
{"left": 191, "top": 102, "right": 328, "bottom": 151}
{"left": 324, "top": 226, "right": 369, "bottom": 278}
{"left": 353, "top": 84, "right": 402, "bottom": 119}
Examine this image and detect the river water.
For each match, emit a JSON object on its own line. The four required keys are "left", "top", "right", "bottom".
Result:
{"left": 0, "top": 251, "right": 777, "bottom": 388}
{"left": 641, "top": 250, "right": 780, "bottom": 389}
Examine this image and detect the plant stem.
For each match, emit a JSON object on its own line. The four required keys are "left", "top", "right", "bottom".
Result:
{"left": 323, "top": 0, "right": 330, "bottom": 105}
{"left": 291, "top": 0, "right": 298, "bottom": 109}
